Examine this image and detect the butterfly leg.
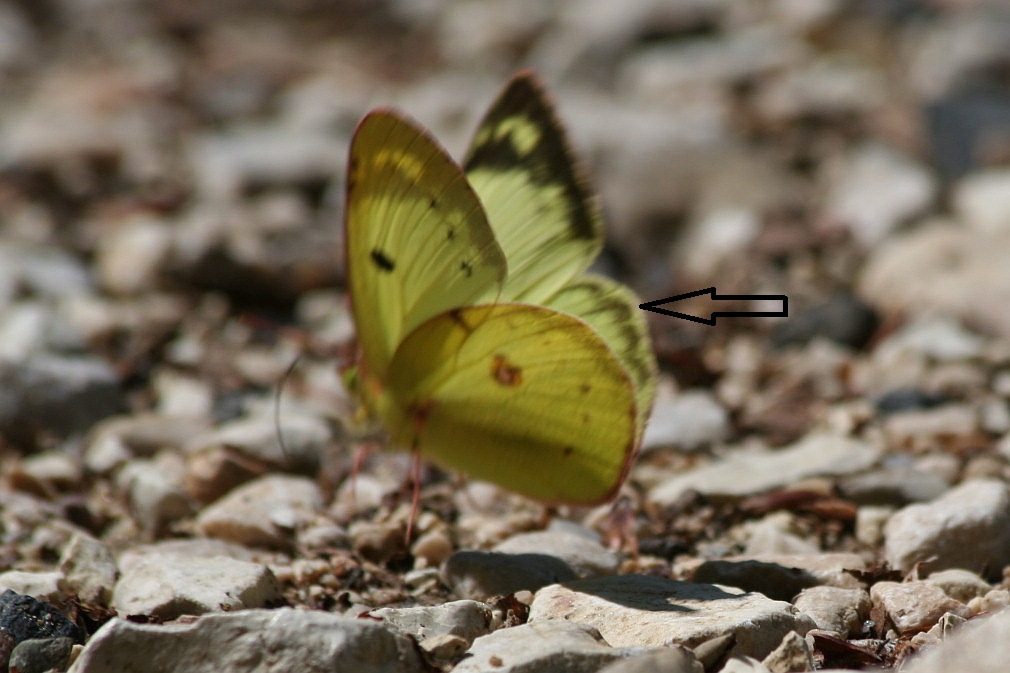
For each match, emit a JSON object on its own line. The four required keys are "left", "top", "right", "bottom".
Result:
{"left": 404, "top": 440, "right": 423, "bottom": 543}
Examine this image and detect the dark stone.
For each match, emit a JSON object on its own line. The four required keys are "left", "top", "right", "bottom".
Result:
{"left": 874, "top": 388, "right": 949, "bottom": 415}
{"left": 8, "top": 636, "right": 74, "bottom": 673}
{"left": 770, "top": 295, "right": 879, "bottom": 350}
{"left": 0, "top": 590, "right": 80, "bottom": 645}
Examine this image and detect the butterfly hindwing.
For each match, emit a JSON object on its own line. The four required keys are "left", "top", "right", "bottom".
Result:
{"left": 464, "top": 72, "right": 603, "bottom": 304}
{"left": 382, "top": 303, "right": 637, "bottom": 504}
{"left": 346, "top": 111, "right": 507, "bottom": 381}
{"left": 545, "top": 275, "right": 658, "bottom": 442}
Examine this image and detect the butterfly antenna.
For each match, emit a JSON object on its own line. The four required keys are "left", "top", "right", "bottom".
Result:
{"left": 274, "top": 354, "right": 302, "bottom": 468}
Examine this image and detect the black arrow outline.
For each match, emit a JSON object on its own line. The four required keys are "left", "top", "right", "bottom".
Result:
{"left": 639, "top": 287, "right": 788, "bottom": 326}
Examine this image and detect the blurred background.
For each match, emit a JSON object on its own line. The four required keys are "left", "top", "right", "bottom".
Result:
{"left": 1, "top": 0, "right": 1009, "bottom": 451}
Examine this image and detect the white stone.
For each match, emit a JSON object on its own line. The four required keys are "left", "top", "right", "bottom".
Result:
{"left": 884, "top": 479, "right": 1010, "bottom": 578}
{"left": 925, "top": 569, "right": 992, "bottom": 603}
{"left": 642, "top": 389, "right": 730, "bottom": 451}
{"left": 196, "top": 474, "right": 322, "bottom": 550}
{"left": 60, "top": 533, "right": 117, "bottom": 606}
{"left": 529, "top": 574, "right": 815, "bottom": 660}
{"left": 452, "top": 620, "right": 623, "bottom": 673}
{"left": 0, "top": 570, "right": 65, "bottom": 602}
{"left": 95, "top": 216, "right": 173, "bottom": 295}
{"left": 793, "top": 586, "right": 869, "bottom": 637}
{"left": 649, "top": 433, "right": 881, "bottom": 506}
{"left": 858, "top": 222, "right": 1010, "bottom": 338}
{"left": 494, "top": 528, "right": 619, "bottom": 577}
{"left": 112, "top": 554, "right": 280, "bottom": 619}
{"left": 825, "top": 143, "right": 936, "bottom": 246}
{"left": 67, "top": 608, "right": 423, "bottom": 673}
{"left": 954, "top": 168, "right": 1010, "bottom": 235}
{"left": 367, "top": 600, "right": 493, "bottom": 647}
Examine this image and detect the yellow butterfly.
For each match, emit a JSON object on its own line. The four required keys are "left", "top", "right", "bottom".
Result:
{"left": 345, "top": 71, "right": 656, "bottom": 505}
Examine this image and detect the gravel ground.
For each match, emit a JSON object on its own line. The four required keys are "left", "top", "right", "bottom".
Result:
{"left": 2, "top": 1, "right": 1010, "bottom": 672}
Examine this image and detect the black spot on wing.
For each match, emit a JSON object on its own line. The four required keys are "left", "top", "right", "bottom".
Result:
{"left": 371, "top": 249, "right": 395, "bottom": 272}
{"left": 462, "top": 73, "right": 599, "bottom": 242}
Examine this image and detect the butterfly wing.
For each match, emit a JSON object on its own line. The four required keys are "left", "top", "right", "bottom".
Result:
{"left": 378, "top": 303, "right": 637, "bottom": 504}
{"left": 464, "top": 72, "right": 602, "bottom": 304}
{"left": 545, "top": 274, "right": 657, "bottom": 442}
{"left": 346, "top": 111, "right": 507, "bottom": 383}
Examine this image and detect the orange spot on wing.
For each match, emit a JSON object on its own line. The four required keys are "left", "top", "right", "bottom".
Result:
{"left": 491, "top": 354, "right": 523, "bottom": 386}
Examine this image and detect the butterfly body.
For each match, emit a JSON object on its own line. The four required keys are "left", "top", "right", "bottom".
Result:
{"left": 346, "top": 72, "right": 656, "bottom": 504}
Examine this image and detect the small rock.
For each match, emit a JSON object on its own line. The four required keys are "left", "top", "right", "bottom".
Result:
{"left": 741, "top": 512, "right": 821, "bottom": 556}
{"left": 858, "top": 223, "right": 1010, "bottom": 338}
{"left": 493, "top": 527, "right": 619, "bottom": 577}
{"left": 854, "top": 505, "right": 894, "bottom": 548}
{"left": 529, "top": 574, "right": 815, "bottom": 660}
{"left": 9, "top": 451, "right": 83, "bottom": 495}
{"left": 66, "top": 608, "right": 423, "bottom": 673}
{"left": 94, "top": 215, "right": 173, "bottom": 295}
{"left": 642, "top": 390, "right": 730, "bottom": 451}
{"left": 410, "top": 528, "right": 453, "bottom": 568}
{"left": 418, "top": 633, "right": 469, "bottom": 661}
{"left": 756, "top": 57, "right": 886, "bottom": 123}
{"left": 9, "top": 636, "right": 74, "bottom": 673}
{"left": 368, "top": 600, "right": 493, "bottom": 646}
{"left": 980, "top": 397, "right": 1010, "bottom": 434}
{"left": 111, "top": 554, "right": 280, "bottom": 620}
{"left": 870, "top": 581, "right": 971, "bottom": 635}
{"left": 442, "top": 550, "right": 578, "bottom": 600}
{"left": 966, "top": 588, "right": 1010, "bottom": 615}
{"left": 0, "top": 572, "right": 65, "bottom": 602}
{"left": 186, "top": 413, "right": 327, "bottom": 477}
{"left": 452, "top": 620, "right": 623, "bottom": 673}
{"left": 0, "top": 355, "right": 124, "bottom": 442}
{"left": 188, "top": 127, "right": 345, "bottom": 201}
{"left": 873, "top": 388, "right": 949, "bottom": 415}
{"left": 952, "top": 167, "right": 1010, "bottom": 235}
{"left": 349, "top": 520, "right": 408, "bottom": 564}
{"left": 924, "top": 569, "right": 992, "bottom": 603}
{"left": 719, "top": 659, "right": 774, "bottom": 673}
{"left": 0, "top": 301, "right": 81, "bottom": 360}
{"left": 195, "top": 474, "right": 322, "bottom": 550}
{"left": 598, "top": 646, "right": 703, "bottom": 673}
{"left": 59, "top": 533, "right": 118, "bottom": 606}
{"left": 884, "top": 479, "right": 1010, "bottom": 579}
{"left": 85, "top": 413, "right": 210, "bottom": 475}
{"left": 839, "top": 467, "right": 950, "bottom": 506}
{"left": 0, "top": 243, "right": 92, "bottom": 302}
{"left": 824, "top": 143, "right": 936, "bottom": 246}
{"left": 792, "top": 586, "right": 870, "bottom": 637}
{"left": 119, "top": 455, "right": 192, "bottom": 538}
{"left": 649, "top": 433, "right": 881, "bottom": 506}
{"left": 770, "top": 295, "right": 879, "bottom": 350}
{"left": 118, "top": 539, "right": 264, "bottom": 566}
{"left": 761, "top": 630, "right": 813, "bottom": 673}
{"left": 879, "top": 317, "right": 984, "bottom": 362}
{"left": 0, "top": 590, "right": 80, "bottom": 645}
{"left": 882, "top": 404, "right": 979, "bottom": 447}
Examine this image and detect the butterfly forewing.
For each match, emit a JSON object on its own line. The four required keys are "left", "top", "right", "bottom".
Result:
{"left": 347, "top": 111, "right": 507, "bottom": 381}
{"left": 464, "top": 72, "right": 603, "bottom": 305}
{"left": 382, "top": 304, "right": 637, "bottom": 504}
